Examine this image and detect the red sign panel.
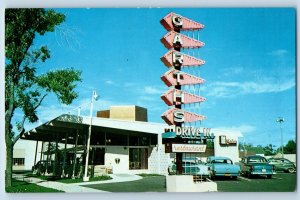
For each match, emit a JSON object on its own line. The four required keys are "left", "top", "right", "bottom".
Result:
{"left": 160, "top": 31, "right": 205, "bottom": 49}
{"left": 160, "top": 12, "right": 204, "bottom": 31}
{"left": 161, "top": 107, "right": 206, "bottom": 126}
{"left": 161, "top": 88, "right": 206, "bottom": 106}
{"left": 161, "top": 68, "right": 205, "bottom": 87}
{"left": 161, "top": 50, "right": 205, "bottom": 68}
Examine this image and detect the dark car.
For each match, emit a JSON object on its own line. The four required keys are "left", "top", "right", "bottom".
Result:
{"left": 32, "top": 160, "right": 53, "bottom": 175}
{"left": 240, "top": 155, "right": 276, "bottom": 179}
{"left": 268, "top": 158, "right": 296, "bottom": 173}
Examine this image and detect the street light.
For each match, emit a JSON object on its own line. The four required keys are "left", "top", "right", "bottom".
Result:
{"left": 276, "top": 117, "right": 284, "bottom": 158}
{"left": 83, "top": 90, "right": 98, "bottom": 182}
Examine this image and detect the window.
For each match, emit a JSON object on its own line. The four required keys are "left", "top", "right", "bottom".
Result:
{"left": 129, "top": 136, "right": 139, "bottom": 146}
{"left": 13, "top": 158, "right": 25, "bottom": 166}
{"left": 150, "top": 135, "right": 158, "bottom": 145}
{"left": 282, "top": 159, "right": 291, "bottom": 164}
{"left": 91, "top": 131, "right": 105, "bottom": 145}
{"left": 139, "top": 136, "right": 149, "bottom": 146}
{"left": 106, "top": 133, "right": 128, "bottom": 146}
{"left": 248, "top": 157, "right": 267, "bottom": 163}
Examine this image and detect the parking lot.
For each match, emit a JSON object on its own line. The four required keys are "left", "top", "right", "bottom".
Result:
{"left": 215, "top": 173, "right": 296, "bottom": 192}
{"left": 83, "top": 172, "right": 296, "bottom": 192}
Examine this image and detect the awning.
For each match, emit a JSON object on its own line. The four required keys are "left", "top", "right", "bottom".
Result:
{"left": 21, "top": 114, "right": 168, "bottom": 144}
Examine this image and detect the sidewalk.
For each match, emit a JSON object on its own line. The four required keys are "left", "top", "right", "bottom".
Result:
{"left": 73, "top": 173, "right": 142, "bottom": 186}
{"left": 13, "top": 173, "right": 142, "bottom": 193}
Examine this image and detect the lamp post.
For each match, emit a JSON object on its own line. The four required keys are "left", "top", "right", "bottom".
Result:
{"left": 276, "top": 117, "right": 284, "bottom": 158}
{"left": 242, "top": 137, "right": 247, "bottom": 156}
{"left": 83, "top": 90, "right": 98, "bottom": 182}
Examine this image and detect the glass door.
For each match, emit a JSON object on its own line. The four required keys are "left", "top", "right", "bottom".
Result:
{"left": 129, "top": 148, "right": 148, "bottom": 170}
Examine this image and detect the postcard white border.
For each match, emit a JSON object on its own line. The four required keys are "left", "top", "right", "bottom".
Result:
{"left": 0, "top": 1, "right": 299, "bottom": 200}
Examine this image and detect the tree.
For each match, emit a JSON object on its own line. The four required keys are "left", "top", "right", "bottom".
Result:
{"left": 5, "top": 9, "right": 82, "bottom": 188}
{"left": 263, "top": 144, "right": 276, "bottom": 156}
{"left": 242, "top": 143, "right": 265, "bottom": 155}
{"left": 283, "top": 140, "right": 296, "bottom": 154}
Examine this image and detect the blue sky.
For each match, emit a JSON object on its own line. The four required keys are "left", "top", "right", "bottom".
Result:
{"left": 18, "top": 8, "right": 295, "bottom": 147}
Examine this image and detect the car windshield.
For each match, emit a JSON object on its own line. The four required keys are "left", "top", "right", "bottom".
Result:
{"left": 212, "top": 159, "right": 232, "bottom": 164}
{"left": 248, "top": 157, "right": 267, "bottom": 163}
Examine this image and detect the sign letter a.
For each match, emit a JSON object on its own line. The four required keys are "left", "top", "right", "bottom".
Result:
{"left": 173, "top": 33, "right": 183, "bottom": 47}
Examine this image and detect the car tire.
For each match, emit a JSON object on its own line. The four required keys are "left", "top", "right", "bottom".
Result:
{"left": 288, "top": 168, "right": 295, "bottom": 173}
{"left": 232, "top": 176, "right": 238, "bottom": 180}
{"left": 247, "top": 172, "right": 252, "bottom": 179}
{"left": 267, "top": 175, "right": 272, "bottom": 179}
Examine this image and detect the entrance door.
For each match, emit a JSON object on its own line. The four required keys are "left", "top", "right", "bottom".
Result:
{"left": 129, "top": 148, "right": 148, "bottom": 170}
{"left": 91, "top": 148, "right": 105, "bottom": 165}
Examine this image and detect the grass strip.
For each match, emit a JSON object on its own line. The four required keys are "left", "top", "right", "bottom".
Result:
{"left": 26, "top": 174, "right": 112, "bottom": 184}
{"left": 137, "top": 173, "right": 165, "bottom": 177}
{"left": 6, "top": 178, "right": 64, "bottom": 193}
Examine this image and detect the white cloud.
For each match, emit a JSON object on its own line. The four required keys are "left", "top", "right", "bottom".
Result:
{"left": 139, "top": 96, "right": 157, "bottom": 101}
{"left": 33, "top": 97, "right": 122, "bottom": 124}
{"left": 32, "top": 105, "right": 68, "bottom": 126}
{"left": 123, "top": 82, "right": 136, "bottom": 88}
{"left": 267, "top": 49, "right": 288, "bottom": 56}
{"left": 104, "top": 80, "right": 116, "bottom": 85}
{"left": 143, "top": 86, "right": 165, "bottom": 95}
{"left": 215, "top": 124, "right": 256, "bottom": 134}
{"left": 206, "top": 78, "right": 295, "bottom": 98}
{"left": 222, "top": 66, "right": 244, "bottom": 77}
{"left": 75, "top": 98, "right": 124, "bottom": 116}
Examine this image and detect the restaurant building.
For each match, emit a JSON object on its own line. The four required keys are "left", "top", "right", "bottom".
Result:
{"left": 14, "top": 105, "right": 242, "bottom": 176}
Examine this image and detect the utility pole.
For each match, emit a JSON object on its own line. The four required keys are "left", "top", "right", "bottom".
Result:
{"left": 276, "top": 117, "right": 284, "bottom": 158}
{"left": 83, "top": 90, "right": 98, "bottom": 182}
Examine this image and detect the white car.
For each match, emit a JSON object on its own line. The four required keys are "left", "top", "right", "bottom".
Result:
{"left": 168, "top": 159, "right": 209, "bottom": 179}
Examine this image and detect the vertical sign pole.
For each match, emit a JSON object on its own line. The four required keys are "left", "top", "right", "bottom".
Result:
{"left": 174, "top": 28, "right": 183, "bottom": 175}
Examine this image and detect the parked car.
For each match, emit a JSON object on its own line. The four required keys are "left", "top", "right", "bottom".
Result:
{"left": 168, "top": 161, "right": 177, "bottom": 175}
{"left": 206, "top": 156, "right": 240, "bottom": 179}
{"left": 32, "top": 160, "right": 53, "bottom": 175}
{"left": 168, "top": 158, "right": 209, "bottom": 179}
{"left": 268, "top": 158, "right": 296, "bottom": 173}
{"left": 240, "top": 155, "right": 276, "bottom": 178}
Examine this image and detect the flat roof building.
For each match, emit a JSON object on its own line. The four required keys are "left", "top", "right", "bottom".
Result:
{"left": 14, "top": 105, "right": 242, "bottom": 177}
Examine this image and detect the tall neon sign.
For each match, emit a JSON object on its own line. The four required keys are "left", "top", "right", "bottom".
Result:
{"left": 160, "top": 13, "right": 207, "bottom": 174}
